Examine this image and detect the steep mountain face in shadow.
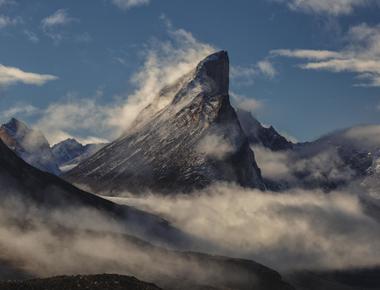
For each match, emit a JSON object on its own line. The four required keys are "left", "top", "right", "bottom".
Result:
{"left": 52, "top": 138, "right": 106, "bottom": 172}
{"left": 0, "top": 138, "right": 189, "bottom": 248}
{"left": 64, "top": 51, "right": 265, "bottom": 195}
{"left": 0, "top": 118, "right": 60, "bottom": 175}
{"left": 236, "top": 109, "right": 293, "bottom": 151}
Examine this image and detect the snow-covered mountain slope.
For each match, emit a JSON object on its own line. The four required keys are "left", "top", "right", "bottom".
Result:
{"left": 0, "top": 118, "right": 61, "bottom": 175}
{"left": 236, "top": 109, "right": 293, "bottom": 151}
{"left": 65, "top": 51, "right": 265, "bottom": 194}
{"left": 52, "top": 138, "right": 106, "bottom": 172}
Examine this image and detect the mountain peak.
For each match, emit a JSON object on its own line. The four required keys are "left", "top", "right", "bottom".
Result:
{"left": 2, "top": 118, "right": 29, "bottom": 135}
{"left": 65, "top": 50, "right": 266, "bottom": 194}
{"left": 193, "top": 50, "right": 229, "bottom": 96}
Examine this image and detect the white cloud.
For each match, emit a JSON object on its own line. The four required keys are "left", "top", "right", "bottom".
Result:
{"left": 253, "top": 145, "right": 355, "bottom": 185}
{"left": 41, "top": 9, "right": 73, "bottom": 29}
{"left": 110, "top": 184, "right": 380, "bottom": 270}
{"left": 34, "top": 98, "right": 113, "bottom": 145}
{"left": 41, "top": 9, "right": 77, "bottom": 43}
{"left": 0, "top": 64, "right": 58, "bottom": 87}
{"left": 253, "top": 146, "right": 294, "bottom": 180}
{"left": 273, "top": 0, "right": 375, "bottom": 15}
{"left": 231, "top": 59, "right": 277, "bottom": 85}
{"left": 230, "top": 92, "right": 263, "bottom": 112}
{"left": 197, "top": 134, "right": 234, "bottom": 159}
{"left": 344, "top": 125, "right": 380, "bottom": 147}
{"left": 0, "top": 15, "right": 20, "bottom": 29}
{"left": 0, "top": 104, "right": 39, "bottom": 120}
{"left": 257, "top": 60, "right": 277, "bottom": 78}
{"left": 112, "top": 0, "right": 150, "bottom": 10}
{"left": 230, "top": 65, "right": 257, "bottom": 85}
{"left": 272, "top": 23, "right": 380, "bottom": 87}
{"left": 271, "top": 49, "right": 341, "bottom": 60}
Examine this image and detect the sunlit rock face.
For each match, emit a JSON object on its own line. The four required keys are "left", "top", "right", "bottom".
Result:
{"left": 65, "top": 51, "right": 265, "bottom": 195}
{"left": 0, "top": 118, "right": 60, "bottom": 175}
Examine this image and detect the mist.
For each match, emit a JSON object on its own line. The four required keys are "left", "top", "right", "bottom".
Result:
{"left": 107, "top": 183, "right": 380, "bottom": 272}
{"left": 0, "top": 194, "right": 284, "bottom": 289}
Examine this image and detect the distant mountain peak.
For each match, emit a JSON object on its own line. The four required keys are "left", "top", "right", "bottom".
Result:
{"left": 2, "top": 118, "right": 30, "bottom": 136}
{"left": 236, "top": 109, "right": 294, "bottom": 151}
{"left": 52, "top": 138, "right": 106, "bottom": 172}
{"left": 0, "top": 118, "right": 60, "bottom": 175}
{"left": 55, "top": 138, "right": 82, "bottom": 148}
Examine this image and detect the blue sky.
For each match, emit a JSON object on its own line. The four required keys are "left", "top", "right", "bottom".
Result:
{"left": 0, "top": 0, "right": 380, "bottom": 144}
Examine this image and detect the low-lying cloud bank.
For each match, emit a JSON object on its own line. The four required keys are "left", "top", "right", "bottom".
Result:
{"left": 108, "top": 184, "right": 380, "bottom": 271}
{"left": 253, "top": 145, "right": 356, "bottom": 186}
{"left": 0, "top": 196, "right": 288, "bottom": 289}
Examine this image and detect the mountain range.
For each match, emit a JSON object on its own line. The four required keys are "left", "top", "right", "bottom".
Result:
{"left": 0, "top": 118, "right": 105, "bottom": 175}
{"left": 0, "top": 50, "right": 379, "bottom": 289}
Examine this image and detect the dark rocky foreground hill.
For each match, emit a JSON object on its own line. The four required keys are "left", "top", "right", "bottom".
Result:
{"left": 0, "top": 270, "right": 296, "bottom": 290}
{"left": 65, "top": 51, "right": 265, "bottom": 195}
{"left": 286, "top": 267, "right": 380, "bottom": 290}
{"left": 0, "top": 275, "right": 162, "bottom": 290}
{"left": 0, "top": 137, "right": 189, "bottom": 247}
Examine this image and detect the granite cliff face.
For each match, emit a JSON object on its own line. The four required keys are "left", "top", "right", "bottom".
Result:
{"left": 65, "top": 51, "right": 265, "bottom": 194}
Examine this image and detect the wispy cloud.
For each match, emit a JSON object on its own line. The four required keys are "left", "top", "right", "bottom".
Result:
{"left": 24, "top": 30, "right": 39, "bottom": 43}
{"left": 0, "top": 104, "right": 39, "bottom": 120}
{"left": 34, "top": 97, "right": 112, "bottom": 145}
{"left": 0, "top": 64, "right": 58, "bottom": 87}
{"left": 231, "top": 59, "right": 277, "bottom": 85}
{"left": 112, "top": 0, "right": 150, "bottom": 10}
{"left": 272, "top": 23, "right": 380, "bottom": 87}
{"left": 273, "top": 0, "right": 375, "bottom": 15}
{"left": 230, "top": 92, "right": 263, "bottom": 112}
{"left": 41, "top": 9, "right": 77, "bottom": 43}
{"left": 0, "top": 15, "right": 21, "bottom": 29}
{"left": 41, "top": 9, "right": 73, "bottom": 29}
{"left": 257, "top": 60, "right": 277, "bottom": 78}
